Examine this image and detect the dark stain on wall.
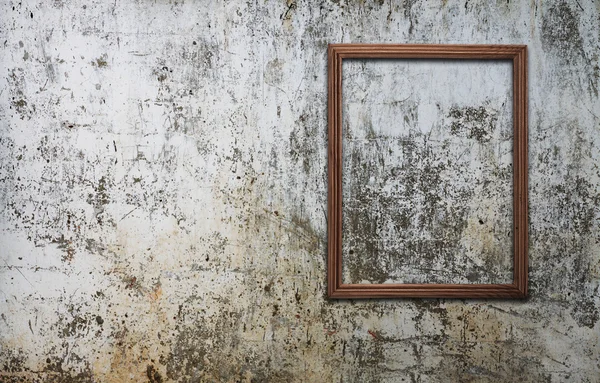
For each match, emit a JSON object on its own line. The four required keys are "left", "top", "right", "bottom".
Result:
{"left": 542, "top": 1, "right": 584, "bottom": 62}
{"left": 0, "top": 347, "right": 95, "bottom": 383}
{"left": 342, "top": 99, "right": 511, "bottom": 284}
{"left": 448, "top": 105, "right": 498, "bottom": 143}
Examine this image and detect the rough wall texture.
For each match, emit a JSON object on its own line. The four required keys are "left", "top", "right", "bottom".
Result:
{"left": 0, "top": 0, "right": 599, "bottom": 382}
{"left": 342, "top": 59, "right": 515, "bottom": 285}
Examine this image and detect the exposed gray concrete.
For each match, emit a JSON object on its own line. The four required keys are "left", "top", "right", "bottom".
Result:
{"left": 0, "top": 0, "right": 599, "bottom": 382}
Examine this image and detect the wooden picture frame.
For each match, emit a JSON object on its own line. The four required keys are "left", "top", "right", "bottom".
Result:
{"left": 327, "top": 44, "right": 528, "bottom": 299}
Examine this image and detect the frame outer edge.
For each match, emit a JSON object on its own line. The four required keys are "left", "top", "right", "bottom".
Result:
{"left": 519, "top": 46, "right": 529, "bottom": 297}
{"left": 327, "top": 45, "right": 343, "bottom": 297}
{"left": 326, "top": 44, "right": 529, "bottom": 299}
{"left": 511, "top": 46, "right": 528, "bottom": 298}
{"left": 332, "top": 44, "right": 525, "bottom": 59}
{"left": 327, "top": 45, "right": 336, "bottom": 297}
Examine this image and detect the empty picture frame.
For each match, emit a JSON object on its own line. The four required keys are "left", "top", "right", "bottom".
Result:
{"left": 327, "top": 44, "right": 528, "bottom": 298}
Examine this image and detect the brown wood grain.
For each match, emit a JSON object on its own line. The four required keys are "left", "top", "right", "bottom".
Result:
{"left": 327, "top": 44, "right": 528, "bottom": 299}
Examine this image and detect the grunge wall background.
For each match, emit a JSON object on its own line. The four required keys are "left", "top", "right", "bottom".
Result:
{"left": 1, "top": 1, "right": 599, "bottom": 382}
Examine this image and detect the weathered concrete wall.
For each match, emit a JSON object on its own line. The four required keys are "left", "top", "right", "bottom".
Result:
{"left": 342, "top": 59, "right": 515, "bottom": 285}
{"left": 0, "top": 0, "right": 599, "bottom": 382}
